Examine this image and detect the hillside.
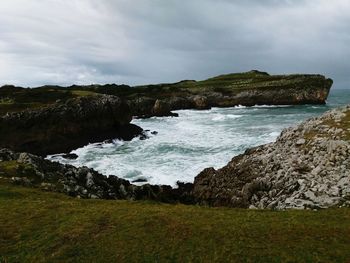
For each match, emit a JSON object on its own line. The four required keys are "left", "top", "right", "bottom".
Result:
{"left": 1, "top": 181, "right": 350, "bottom": 262}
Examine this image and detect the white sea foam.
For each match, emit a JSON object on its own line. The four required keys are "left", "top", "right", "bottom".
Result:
{"left": 212, "top": 114, "right": 243, "bottom": 121}
{"left": 251, "top": 105, "right": 292, "bottom": 108}
{"left": 47, "top": 102, "right": 337, "bottom": 186}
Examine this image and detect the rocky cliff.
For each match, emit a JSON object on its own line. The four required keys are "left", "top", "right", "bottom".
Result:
{"left": 127, "top": 71, "right": 333, "bottom": 117}
{"left": 193, "top": 105, "right": 350, "bottom": 209}
{"left": 0, "top": 71, "right": 333, "bottom": 118}
{"left": 0, "top": 148, "right": 193, "bottom": 204}
{"left": 0, "top": 95, "right": 143, "bottom": 156}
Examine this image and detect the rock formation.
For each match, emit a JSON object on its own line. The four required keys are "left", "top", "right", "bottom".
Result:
{"left": 0, "top": 95, "right": 143, "bottom": 156}
{"left": 0, "top": 71, "right": 333, "bottom": 119}
{"left": 0, "top": 148, "right": 193, "bottom": 204}
{"left": 193, "top": 105, "right": 350, "bottom": 209}
{"left": 126, "top": 71, "right": 333, "bottom": 117}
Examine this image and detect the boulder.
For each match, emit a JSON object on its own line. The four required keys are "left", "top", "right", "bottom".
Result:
{"left": 151, "top": 99, "right": 178, "bottom": 117}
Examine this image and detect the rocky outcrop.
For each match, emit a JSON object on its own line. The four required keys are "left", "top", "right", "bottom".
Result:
{"left": 1, "top": 71, "right": 333, "bottom": 119}
{"left": 127, "top": 71, "right": 333, "bottom": 117}
{"left": 0, "top": 95, "right": 143, "bottom": 156}
{"left": 151, "top": 99, "right": 178, "bottom": 117}
{"left": 193, "top": 106, "right": 350, "bottom": 209}
{"left": 0, "top": 148, "right": 194, "bottom": 204}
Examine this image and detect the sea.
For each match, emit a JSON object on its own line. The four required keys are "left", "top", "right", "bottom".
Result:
{"left": 47, "top": 89, "right": 350, "bottom": 186}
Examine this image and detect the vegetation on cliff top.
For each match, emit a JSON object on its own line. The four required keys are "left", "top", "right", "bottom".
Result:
{"left": 1, "top": 180, "right": 350, "bottom": 263}
{"left": 0, "top": 71, "right": 332, "bottom": 115}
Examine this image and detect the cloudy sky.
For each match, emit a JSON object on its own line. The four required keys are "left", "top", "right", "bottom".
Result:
{"left": 0, "top": 0, "right": 349, "bottom": 87}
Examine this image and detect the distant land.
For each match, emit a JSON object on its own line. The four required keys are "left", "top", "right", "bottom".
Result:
{"left": 0, "top": 70, "right": 333, "bottom": 117}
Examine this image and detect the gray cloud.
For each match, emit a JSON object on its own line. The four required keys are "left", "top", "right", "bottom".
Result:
{"left": 0, "top": 0, "right": 349, "bottom": 88}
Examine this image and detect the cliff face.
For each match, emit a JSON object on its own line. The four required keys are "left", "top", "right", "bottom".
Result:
{"left": 0, "top": 71, "right": 333, "bottom": 118}
{"left": 193, "top": 106, "right": 350, "bottom": 209}
{"left": 127, "top": 71, "right": 333, "bottom": 117}
{"left": 0, "top": 95, "right": 143, "bottom": 156}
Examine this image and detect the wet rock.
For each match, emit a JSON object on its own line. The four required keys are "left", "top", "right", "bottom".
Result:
{"left": 62, "top": 153, "right": 78, "bottom": 160}
{"left": 1, "top": 148, "right": 195, "bottom": 204}
{"left": 132, "top": 178, "right": 148, "bottom": 183}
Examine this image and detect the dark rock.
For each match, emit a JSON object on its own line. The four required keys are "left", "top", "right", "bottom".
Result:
{"left": 139, "top": 133, "right": 149, "bottom": 140}
{"left": 128, "top": 97, "right": 155, "bottom": 117}
{"left": 117, "top": 124, "right": 144, "bottom": 141}
{"left": 0, "top": 148, "right": 198, "bottom": 205}
{"left": 0, "top": 95, "right": 143, "bottom": 156}
{"left": 132, "top": 178, "right": 148, "bottom": 183}
{"left": 168, "top": 97, "right": 194, "bottom": 110}
{"left": 0, "top": 148, "right": 19, "bottom": 161}
{"left": 151, "top": 131, "right": 158, "bottom": 135}
{"left": 62, "top": 153, "right": 78, "bottom": 160}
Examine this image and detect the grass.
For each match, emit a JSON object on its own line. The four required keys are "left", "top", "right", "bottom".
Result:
{"left": 1, "top": 181, "right": 350, "bottom": 263}
{"left": 70, "top": 90, "right": 97, "bottom": 97}
{"left": 0, "top": 88, "right": 97, "bottom": 115}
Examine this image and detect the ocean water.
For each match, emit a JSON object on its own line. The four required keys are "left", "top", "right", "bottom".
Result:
{"left": 48, "top": 89, "right": 350, "bottom": 186}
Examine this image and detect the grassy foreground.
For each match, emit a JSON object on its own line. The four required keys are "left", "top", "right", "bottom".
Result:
{"left": 1, "top": 182, "right": 350, "bottom": 263}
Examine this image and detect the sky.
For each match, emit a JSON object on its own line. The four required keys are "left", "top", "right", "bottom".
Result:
{"left": 0, "top": 0, "right": 349, "bottom": 88}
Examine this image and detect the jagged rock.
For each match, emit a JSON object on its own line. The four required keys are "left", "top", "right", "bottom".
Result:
{"left": 0, "top": 148, "right": 195, "bottom": 204}
{"left": 193, "top": 105, "right": 350, "bottom": 209}
{"left": 0, "top": 95, "right": 142, "bottom": 156}
{"left": 93, "top": 71, "right": 333, "bottom": 117}
{"left": 151, "top": 99, "right": 178, "bottom": 117}
{"left": 62, "top": 153, "right": 78, "bottom": 160}
{"left": 0, "top": 148, "right": 19, "bottom": 161}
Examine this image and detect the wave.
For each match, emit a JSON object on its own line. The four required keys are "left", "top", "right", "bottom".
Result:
{"left": 234, "top": 104, "right": 292, "bottom": 109}
{"left": 212, "top": 114, "right": 243, "bottom": 121}
{"left": 251, "top": 105, "right": 292, "bottom": 108}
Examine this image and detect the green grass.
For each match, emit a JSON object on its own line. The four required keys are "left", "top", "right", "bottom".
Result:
{"left": 70, "top": 90, "right": 97, "bottom": 97}
{"left": 1, "top": 182, "right": 350, "bottom": 263}
{"left": 0, "top": 87, "right": 97, "bottom": 115}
